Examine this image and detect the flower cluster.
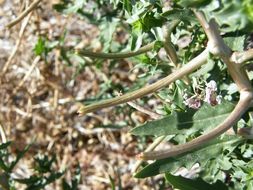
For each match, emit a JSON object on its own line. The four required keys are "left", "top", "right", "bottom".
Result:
{"left": 183, "top": 80, "right": 221, "bottom": 109}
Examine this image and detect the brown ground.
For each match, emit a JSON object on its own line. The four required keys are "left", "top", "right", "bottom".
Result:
{"left": 0, "top": 1, "right": 167, "bottom": 189}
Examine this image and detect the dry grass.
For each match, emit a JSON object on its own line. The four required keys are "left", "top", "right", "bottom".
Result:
{"left": 0, "top": 1, "right": 166, "bottom": 189}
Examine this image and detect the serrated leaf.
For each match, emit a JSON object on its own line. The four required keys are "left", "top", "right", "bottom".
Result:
{"left": 134, "top": 136, "right": 242, "bottom": 178}
{"left": 162, "top": 8, "right": 196, "bottom": 22}
{"left": 223, "top": 35, "right": 245, "bottom": 51}
{"left": 131, "top": 102, "right": 234, "bottom": 137}
{"left": 165, "top": 173, "right": 228, "bottom": 190}
{"left": 201, "top": 0, "right": 253, "bottom": 32}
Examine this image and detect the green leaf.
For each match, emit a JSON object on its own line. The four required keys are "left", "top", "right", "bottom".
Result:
{"left": 200, "top": 0, "right": 253, "bottom": 32}
{"left": 162, "top": 8, "right": 196, "bottom": 22}
{"left": 34, "top": 154, "right": 56, "bottom": 174}
{"left": 223, "top": 35, "right": 245, "bottom": 51}
{"left": 131, "top": 102, "right": 234, "bottom": 137}
{"left": 62, "top": 180, "right": 72, "bottom": 190}
{"left": 99, "top": 18, "right": 119, "bottom": 52}
{"left": 191, "top": 57, "right": 215, "bottom": 77}
{"left": 62, "top": 164, "right": 81, "bottom": 190}
{"left": 243, "top": 0, "right": 253, "bottom": 22}
{"left": 165, "top": 173, "right": 228, "bottom": 190}
{"left": 123, "top": 0, "right": 132, "bottom": 13}
{"left": 0, "top": 141, "right": 11, "bottom": 150}
{"left": 63, "top": 0, "right": 87, "bottom": 14}
{"left": 109, "top": 175, "right": 115, "bottom": 190}
{"left": 134, "top": 136, "right": 242, "bottom": 178}
{"left": 0, "top": 157, "right": 10, "bottom": 173}
{"left": 16, "top": 171, "right": 64, "bottom": 190}
{"left": 176, "top": 0, "right": 212, "bottom": 8}
{"left": 34, "top": 37, "right": 46, "bottom": 56}
{"left": 9, "top": 143, "right": 31, "bottom": 171}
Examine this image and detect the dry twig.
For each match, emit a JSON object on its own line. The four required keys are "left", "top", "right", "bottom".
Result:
{"left": 6, "top": 0, "right": 41, "bottom": 29}
{"left": 2, "top": 11, "right": 32, "bottom": 74}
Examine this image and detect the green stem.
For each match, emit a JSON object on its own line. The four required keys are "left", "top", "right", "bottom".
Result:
{"left": 75, "top": 42, "right": 155, "bottom": 59}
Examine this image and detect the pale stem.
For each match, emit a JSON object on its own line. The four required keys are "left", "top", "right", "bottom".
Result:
{"left": 139, "top": 91, "right": 253, "bottom": 160}
{"left": 127, "top": 101, "right": 161, "bottom": 120}
{"left": 132, "top": 136, "right": 166, "bottom": 172}
{"left": 163, "top": 20, "right": 180, "bottom": 65}
{"left": 75, "top": 42, "right": 155, "bottom": 59}
{"left": 139, "top": 11, "right": 253, "bottom": 160}
{"left": 78, "top": 49, "right": 209, "bottom": 115}
{"left": 127, "top": 101, "right": 164, "bottom": 172}
{"left": 231, "top": 49, "right": 253, "bottom": 64}
{"left": 6, "top": 0, "right": 41, "bottom": 28}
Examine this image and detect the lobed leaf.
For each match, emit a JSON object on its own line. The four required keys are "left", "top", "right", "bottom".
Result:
{"left": 165, "top": 173, "right": 228, "bottom": 190}
{"left": 131, "top": 101, "right": 235, "bottom": 137}
{"left": 134, "top": 136, "right": 243, "bottom": 178}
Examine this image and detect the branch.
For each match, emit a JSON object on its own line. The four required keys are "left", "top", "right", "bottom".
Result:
{"left": 138, "top": 90, "right": 253, "bottom": 160}
{"left": 127, "top": 101, "right": 161, "bottom": 120}
{"left": 138, "top": 11, "right": 253, "bottom": 160}
{"left": 194, "top": 11, "right": 252, "bottom": 91}
{"left": 231, "top": 49, "right": 253, "bottom": 64}
{"left": 78, "top": 49, "right": 209, "bottom": 115}
{"left": 127, "top": 101, "right": 166, "bottom": 172}
{"left": 163, "top": 20, "right": 180, "bottom": 65}
{"left": 6, "top": 0, "right": 41, "bottom": 29}
{"left": 75, "top": 42, "right": 155, "bottom": 59}
{"left": 132, "top": 136, "right": 166, "bottom": 172}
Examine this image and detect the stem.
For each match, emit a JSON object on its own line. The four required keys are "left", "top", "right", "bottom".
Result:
{"left": 6, "top": 0, "right": 41, "bottom": 28}
{"left": 231, "top": 49, "right": 253, "bottom": 64}
{"left": 132, "top": 136, "right": 166, "bottom": 172}
{"left": 75, "top": 42, "right": 155, "bottom": 59}
{"left": 78, "top": 49, "right": 209, "bottom": 115}
{"left": 195, "top": 10, "right": 252, "bottom": 91}
{"left": 163, "top": 20, "right": 180, "bottom": 65}
{"left": 138, "top": 90, "right": 253, "bottom": 160}
{"left": 139, "top": 11, "right": 253, "bottom": 160}
{"left": 127, "top": 101, "right": 161, "bottom": 120}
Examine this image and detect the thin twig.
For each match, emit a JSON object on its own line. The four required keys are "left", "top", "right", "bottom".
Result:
{"left": 0, "top": 122, "right": 7, "bottom": 143}
{"left": 75, "top": 42, "right": 155, "bottom": 59}
{"left": 6, "top": 0, "right": 41, "bottom": 28}
{"left": 78, "top": 49, "right": 209, "bottom": 115}
{"left": 132, "top": 136, "right": 166, "bottom": 172}
{"left": 127, "top": 101, "right": 165, "bottom": 172}
{"left": 2, "top": 11, "right": 32, "bottom": 74}
{"left": 127, "top": 101, "right": 161, "bottom": 120}
{"left": 14, "top": 56, "right": 41, "bottom": 93}
{"left": 231, "top": 49, "right": 253, "bottom": 64}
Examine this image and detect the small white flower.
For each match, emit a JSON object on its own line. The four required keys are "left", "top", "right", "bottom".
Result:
{"left": 204, "top": 80, "right": 221, "bottom": 106}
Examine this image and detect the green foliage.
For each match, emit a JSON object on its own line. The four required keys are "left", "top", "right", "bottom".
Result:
{"left": 15, "top": 171, "right": 64, "bottom": 190}
{"left": 134, "top": 136, "right": 243, "bottom": 178}
{"left": 37, "top": 0, "right": 253, "bottom": 189}
{"left": 131, "top": 102, "right": 234, "bottom": 137}
{"left": 165, "top": 173, "right": 228, "bottom": 190}
{"left": 62, "top": 165, "right": 81, "bottom": 190}
{"left": 0, "top": 142, "right": 82, "bottom": 189}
